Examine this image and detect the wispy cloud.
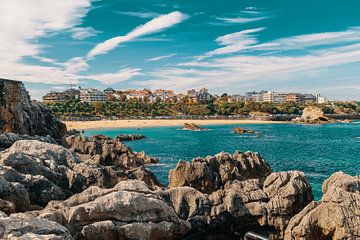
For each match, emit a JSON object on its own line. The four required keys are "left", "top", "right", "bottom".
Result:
{"left": 215, "top": 16, "right": 267, "bottom": 24}
{"left": 147, "top": 53, "right": 177, "bottom": 61}
{"left": 87, "top": 11, "right": 188, "bottom": 59}
{"left": 87, "top": 67, "right": 142, "bottom": 85}
{"left": 141, "top": 27, "right": 360, "bottom": 99}
{"left": 115, "top": 11, "right": 159, "bottom": 19}
{"left": 70, "top": 27, "right": 100, "bottom": 40}
{"left": 200, "top": 28, "right": 265, "bottom": 59}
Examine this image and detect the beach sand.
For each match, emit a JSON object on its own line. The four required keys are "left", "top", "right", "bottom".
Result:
{"left": 64, "top": 119, "right": 287, "bottom": 130}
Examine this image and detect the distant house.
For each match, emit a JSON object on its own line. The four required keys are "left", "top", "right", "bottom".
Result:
{"left": 103, "top": 87, "right": 116, "bottom": 94}
{"left": 263, "top": 91, "right": 288, "bottom": 103}
{"left": 42, "top": 92, "right": 69, "bottom": 103}
{"left": 80, "top": 88, "right": 107, "bottom": 103}
{"left": 196, "top": 88, "right": 211, "bottom": 103}
{"left": 303, "top": 94, "right": 317, "bottom": 103}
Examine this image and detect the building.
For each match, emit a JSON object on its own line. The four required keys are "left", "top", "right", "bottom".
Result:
{"left": 263, "top": 91, "right": 287, "bottom": 103}
{"left": 64, "top": 88, "right": 80, "bottom": 99}
{"left": 286, "top": 93, "right": 305, "bottom": 103}
{"left": 42, "top": 92, "right": 69, "bottom": 103}
{"left": 79, "top": 88, "right": 107, "bottom": 103}
{"left": 245, "top": 90, "right": 267, "bottom": 102}
{"left": 196, "top": 88, "right": 211, "bottom": 103}
{"left": 303, "top": 94, "right": 317, "bottom": 103}
{"left": 316, "top": 94, "right": 327, "bottom": 104}
{"left": 103, "top": 87, "right": 116, "bottom": 94}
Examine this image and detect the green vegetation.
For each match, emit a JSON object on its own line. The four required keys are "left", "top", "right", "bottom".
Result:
{"left": 43, "top": 97, "right": 360, "bottom": 119}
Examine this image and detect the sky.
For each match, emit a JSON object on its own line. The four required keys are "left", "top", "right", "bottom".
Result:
{"left": 1, "top": 0, "right": 360, "bottom": 100}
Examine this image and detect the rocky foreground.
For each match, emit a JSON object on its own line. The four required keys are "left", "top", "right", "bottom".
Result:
{"left": 0, "top": 79, "right": 359, "bottom": 239}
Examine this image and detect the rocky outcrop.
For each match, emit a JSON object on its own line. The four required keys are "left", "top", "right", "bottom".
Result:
{"left": 0, "top": 132, "right": 57, "bottom": 150}
{"left": 292, "top": 106, "right": 334, "bottom": 124}
{"left": 0, "top": 140, "right": 163, "bottom": 211}
{"left": 167, "top": 152, "right": 313, "bottom": 238}
{"left": 0, "top": 79, "right": 67, "bottom": 141}
{"left": 115, "top": 134, "right": 146, "bottom": 141}
{"left": 233, "top": 127, "right": 256, "bottom": 134}
{"left": 183, "top": 123, "right": 207, "bottom": 131}
{"left": 37, "top": 180, "right": 190, "bottom": 240}
{"left": 284, "top": 172, "right": 360, "bottom": 240}
{"left": 0, "top": 212, "right": 74, "bottom": 239}
{"left": 169, "top": 151, "right": 272, "bottom": 193}
{"left": 64, "top": 134, "right": 159, "bottom": 167}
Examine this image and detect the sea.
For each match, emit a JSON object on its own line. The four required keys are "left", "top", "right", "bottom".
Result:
{"left": 86, "top": 121, "right": 360, "bottom": 200}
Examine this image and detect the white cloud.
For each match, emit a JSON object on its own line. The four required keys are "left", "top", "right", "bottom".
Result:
{"left": 70, "top": 27, "right": 100, "bottom": 40}
{"left": 216, "top": 16, "right": 267, "bottom": 24}
{"left": 87, "top": 68, "right": 142, "bottom": 85}
{"left": 201, "top": 28, "right": 265, "bottom": 58}
{"left": 147, "top": 53, "right": 177, "bottom": 61}
{"left": 115, "top": 11, "right": 159, "bottom": 19}
{"left": 87, "top": 11, "right": 188, "bottom": 59}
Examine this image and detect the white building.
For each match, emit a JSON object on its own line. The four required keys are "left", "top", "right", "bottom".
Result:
{"left": 316, "top": 94, "right": 327, "bottom": 104}
{"left": 263, "top": 91, "right": 288, "bottom": 103}
{"left": 80, "top": 88, "right": 107, "bottom": 103}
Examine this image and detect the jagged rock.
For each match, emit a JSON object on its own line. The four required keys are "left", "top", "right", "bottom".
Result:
{"left": 284, "top": 172, "right": 360, "bottom": 240}
{"left": 64, "top": 134, "right": 159, "bottom": 168}
{"left": 0, "top": 132, "right": 57, "bottom": 150}
{"left": 166, "top": 152, "right": 312, "bottom": 239}
{"left": 0, "top": 212, "right": 73, "bottom": 239}
{"left": 115, "top": 134, "right": 146, "bottom": 141}
{"left": 168, "top": 151, "right": 272, "bottom": 193}
{"left": 0, "top": 79, "right": 67, "bottom": 141}
{"left": 183, "top": 123, "right": 207, "bottom": 131}
{"left": 38, "top": 180, "right": 190, "bottom": 240}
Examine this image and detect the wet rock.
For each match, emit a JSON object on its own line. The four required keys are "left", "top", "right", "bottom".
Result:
{"left": 284, "top": 172, "right": 360, "bottom": 240}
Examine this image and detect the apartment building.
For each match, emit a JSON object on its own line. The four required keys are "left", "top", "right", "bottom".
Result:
{"left": 79, "top": 88, "right": 107, "bottom": 103}
{"left": 286, "top": 93, "right": 305, "bottom": 103}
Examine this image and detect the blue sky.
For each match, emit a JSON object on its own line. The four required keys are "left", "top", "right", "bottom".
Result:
{"left": 1, "top": 0, "right": 360, "bottom": 100}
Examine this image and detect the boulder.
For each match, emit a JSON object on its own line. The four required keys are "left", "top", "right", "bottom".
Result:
{"left": 0, "top": 212, "right": 73, "bottom": 239}
{"left": 38, "top": 180, "right": 190, "bottom": 240}
{"left": 0, "top": 132, "right": 57, "bottom": 150}
{"left": 284, "top": 172, "right": 360, "bottom": 240}
{"left": 168, "top": 151, "right": 272, "bottom": 193}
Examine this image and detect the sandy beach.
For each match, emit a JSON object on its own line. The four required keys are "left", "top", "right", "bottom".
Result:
{"left": 64, "top": 119, "right": 286, "bottom": 130}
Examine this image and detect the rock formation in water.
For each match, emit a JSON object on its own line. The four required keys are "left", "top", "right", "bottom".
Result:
{"left": 0, "top": 79, "right": 67, "bottom": 141}
{"left": 292, "top": 106, "right": 334, "bottom": 124}
{"left": 284, "top": 172, "right": 360, "bottom": 240}
{"left": 233, "top": 127, "right": 256, "bottom": 134}
{"left": 115, "top": 134, "right": 146, "bottom": 141}
{"left": 183, "top": 123, "right": 207, "bottom": 131}
{"left": 167, "top": 151, "right": 313, "bottom": 238}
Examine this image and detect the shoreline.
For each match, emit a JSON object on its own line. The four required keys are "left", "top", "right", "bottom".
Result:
{"left": 64, "top": 119, "right": 288, "bottom": 130}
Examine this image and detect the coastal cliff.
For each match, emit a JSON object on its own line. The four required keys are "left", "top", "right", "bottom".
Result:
{"left": 0, "top": 80, "right": 358, "bottom": 240}
{"left": 0, "top": 79, "right": 66, "bottom": 141}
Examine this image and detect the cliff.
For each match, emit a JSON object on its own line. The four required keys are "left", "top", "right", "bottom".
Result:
{"left": 0, "top": 78, "right": 66, "bottom": 140}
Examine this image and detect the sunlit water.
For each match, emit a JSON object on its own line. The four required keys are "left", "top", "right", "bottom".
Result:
{"left": 86, "top": 122, "right": 360, "bottom": 199}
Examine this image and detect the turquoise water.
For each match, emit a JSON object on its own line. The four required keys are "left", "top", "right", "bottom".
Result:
{"left": 86, "top": 122, "right": 360, "bottom": 199}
